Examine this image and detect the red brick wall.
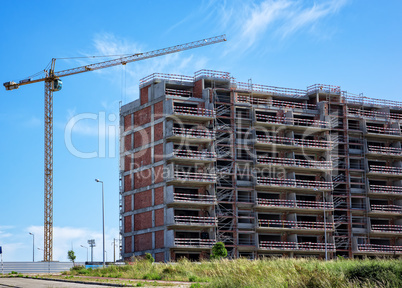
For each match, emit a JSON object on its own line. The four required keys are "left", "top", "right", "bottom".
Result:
{"left": 155, "top": 230, "right": 164, "bottom": 249}
{"left": 155, "top": 252, "right": 164, "bottom": 262}
{"left": 154, "top": 165, "right": 164, "bottom": 184}
{"left": 134, "top": 106, "right": 152, "bottom": 128}
{"left": 134, "top": 190, "right": 152, "bottom": 210}
{"left": 134, "top": 211, "right": 152, "bottom": 231}
{"left": 134, "top": 168, "right": 152, "bottom": 189}
{"left": 154, "top": 187, "right": 164, "bottom": 205}
{"left": 124, "top": 114, "right": 132, "bottom": 132}
{"left": 124, "top": 134, "right": 132, "bottom": 151}
{"left": 154, "top": 144, "right": 164, "bottom": 163}
{"left": 124, "top": 195, "right": 132, "bottom": 212}
{"left": 124, "top": 175, "right": 132, "bottom": 192}
{"left": 134, "top": 148, "right": 152, "bottom": 169}
{"left": 155, "top": 208, "right": 164, "bottom": 227}
{"left": 154, "top": 101, "right": 164, "bottom": 120}
{"left": 154, "top": 122, "right": 164, "bottom": 141}
{"left": 124, "top": 155, "right": 132, "bottom": 172}
{"left": 124, "top": 215, "right": 132, "bottom": 233}
{"left": 193, "top": 80, "right": 203, "bottom": 98}
{"left": 134, "top": 127, "right": 151, "bottom": 149}
{"left": 134, "top": 233, "right": 152, "bottom": 252}
{"left": 124, "top": 236, "right": 132, "bottom": 253}
{"left": 140, "top": 86, "right": 150, "bottom": 105}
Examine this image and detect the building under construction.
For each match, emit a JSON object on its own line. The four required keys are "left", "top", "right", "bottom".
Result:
{"left": 119, "top": 69, "right": 402, "bottom": 262}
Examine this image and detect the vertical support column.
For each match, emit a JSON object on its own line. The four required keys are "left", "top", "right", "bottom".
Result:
{"left": 44, "top": 80, "right": 53, "bottom": 262}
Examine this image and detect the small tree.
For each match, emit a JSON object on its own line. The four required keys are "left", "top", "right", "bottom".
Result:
{"left": 210, "top": 242, "right": 227, "bottom": 260}
{"left": 68, "top": 250, "right": 76, "bottom": 266}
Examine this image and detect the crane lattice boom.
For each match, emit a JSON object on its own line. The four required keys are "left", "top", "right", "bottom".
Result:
{"left": 4, "top": 35, "right": 226, "bottom": 262}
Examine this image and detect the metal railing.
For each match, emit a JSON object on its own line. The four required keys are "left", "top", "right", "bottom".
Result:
{"left": 140, "top": 73, "right": 194, "bottom": 85}
{"left": 174, "top": 238, "right": 216, "bottom": 247}
{"left": 292, "top": 118, "right": 328, "bottom": 128}
{"left": 173, "top": 193, "right": 216, "bottom": 203}
{"left": 307, "top": 84, "right": 341, "bottom": 94}
{"left": 236, "top": 95, "right": 315, "bottom": 109}
{"left": 256, "top": 198, "right": 334, "bottom": 210}
{"left": 173, "top": 149, "right": 216, "bottom": 160}
{"left": 343, "top": 92, "right": 402, "bottom": 108}
{"left": 257, "top": 177, "right": 333, "bottom": 190}
{"left": 371, "top": 224, "right": 402, "bottom": 233}
{"left": 357, "top": 244, "right": 402, "bottom": 253}
{"left": 369, "top": 165, "right": 402, "bottom": 175}
{"left": 258, "top": 219, "right": 333, "bottom": 230}
{"left": 369, "top": 185, "right": 402, "bottom": 195}
{"left": 174, "top": 215, "right": 217, "bottom": 226}
{"left": 255, "top": 113, "right": 285, "bottom": 124}
{"left": 174, "top": 170, "right": 217, "bottom": 182}
{"left": 366, "top": 125, "right": 400, "bottom": 135}
{"left": 259, "top": 241, "right": 336, "bottom": 251}
{"left": 256, "top": 135, "right": 332, "bottom": 149}
{"left": 371, "top": 204, "right": 402, "bottom": 214}
{"left": 173, "top": 106, "right": 215, "bottom": 117}
{"left": 172, "top": 127, "right": 215, "bottom": 139}
{"left": 237, "top": 83, "right": 306, "bottom": 98}
{"left": 194, "top": 69, "right": 234, "bottom": 81}
{"left": 257, "top": 156, "right": 332, "bottom": 169}
{"left": 367, "top": 145, "right": 402, "bottom": 155}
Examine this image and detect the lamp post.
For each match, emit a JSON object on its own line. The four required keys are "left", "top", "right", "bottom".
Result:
{"left": 29, "top": 232, "right": 34, "bottom": 262}
{"left": 80, "top": 245, "right": 88, "bottom": 262}
{"left": 95, "top": 179, "right": 105, "bottom": 268}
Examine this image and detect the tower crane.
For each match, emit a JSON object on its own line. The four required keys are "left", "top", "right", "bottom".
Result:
{"left": 4, "top": 35, "right": 226, "bottom": 261}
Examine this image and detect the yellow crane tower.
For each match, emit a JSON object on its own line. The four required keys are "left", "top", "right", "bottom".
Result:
{"left": 4, "top": 35, "right": 226, "bottom": 261}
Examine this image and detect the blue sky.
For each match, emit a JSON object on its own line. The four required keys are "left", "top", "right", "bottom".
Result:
{"left": 0, "top": 0, "right": 401, "bottom": 262}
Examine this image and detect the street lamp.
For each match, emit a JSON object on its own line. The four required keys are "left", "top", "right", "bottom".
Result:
{"left": 80, "top": 245, "right": 88, "bottom": 262}
{"left": 95, "top": 178, "right": 105, "bottom": 268}
{"left": 29, "top": 232, "right": 34, "bottom": 262}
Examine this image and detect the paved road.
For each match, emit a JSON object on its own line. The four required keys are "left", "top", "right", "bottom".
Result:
{"left": 0, "top": 277, "right": 115, "bottom": 287}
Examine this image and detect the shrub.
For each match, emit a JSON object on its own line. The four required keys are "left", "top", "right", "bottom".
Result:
{"left": 210, "top": 242, "right": 227, "bottom": 260}
{"left": 143, "top": 272, "right": 162, "bottom": 280}
{"left": 145, "top": 253, "right": 154, "bottom": 263}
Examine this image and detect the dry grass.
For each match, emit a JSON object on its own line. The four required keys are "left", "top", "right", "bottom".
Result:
{"left": 65, "top": 257, "right": 402, "bottom": 287}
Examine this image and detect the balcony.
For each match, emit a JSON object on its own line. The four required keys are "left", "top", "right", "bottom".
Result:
{"left": 259, "top": 241, "right": 335, "bottom": 252}
{"left": 168, "top": 170, "right": 217, "bottom": 185}
{"left": 366, "top": 126, "right": 401, "bottom": 138}
{"left": 174, "top": 238, "right": 216, "bottom": 248}
{"left": 173, "top": 106, "right": 215, "bottom": 120}
{"left": 367, "top": 145, "right": 402, "bottom": 157}
{"left": 257, "top": 219, "right": 333, "bottom": 232}
{"left": 167, "top": 193, "right": 216, "bottom": 207}
{"left": 369, "top": 185, "right": 402, "bottom": 196}
{"left": 170, "top": 216, "right": 217, "bottom": 228}
{"left": 370, "top": 205, "right": 402, "bottom": 215}
{"left": 357, "top": 244, "right": 402, "bottom": 254}
{"left": 256, "top": 156, "right": 332, "bottom": 171}
{"left": 236, "top": 95, "right": 316, "bottom": 110}
{"left": 369, "top": 165, "right": 402, "bottom": 176}
{"left": 256, "top": 177, "right": 333, "bottom": 191}
{"left": 256, "top": 135, "right": 331, "bottom": 151}
{"left": 169, "top": 127, "right": 215, "bottom": 142}
{"left": 165, "top": 88, "right": 193, "bottom": 98}
{"left": 370, "top": 224, "right": 402, "bottom": 235}
{"left": 254, "top": 114, "right": 328, "bottom": 131}
{"left": 255, "top": 198, "right": 334, "bottom": 212}
{"left": 171, "top": 149, "right": 216, "bottom": 162}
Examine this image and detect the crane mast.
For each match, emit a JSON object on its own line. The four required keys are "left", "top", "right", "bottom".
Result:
{"left": 4, "top": 35, "right": 226, "bottom": 261}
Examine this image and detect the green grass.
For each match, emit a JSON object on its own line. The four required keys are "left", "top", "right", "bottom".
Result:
{"left": 65, "top": 257, "right": 402, "bottom": 287}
